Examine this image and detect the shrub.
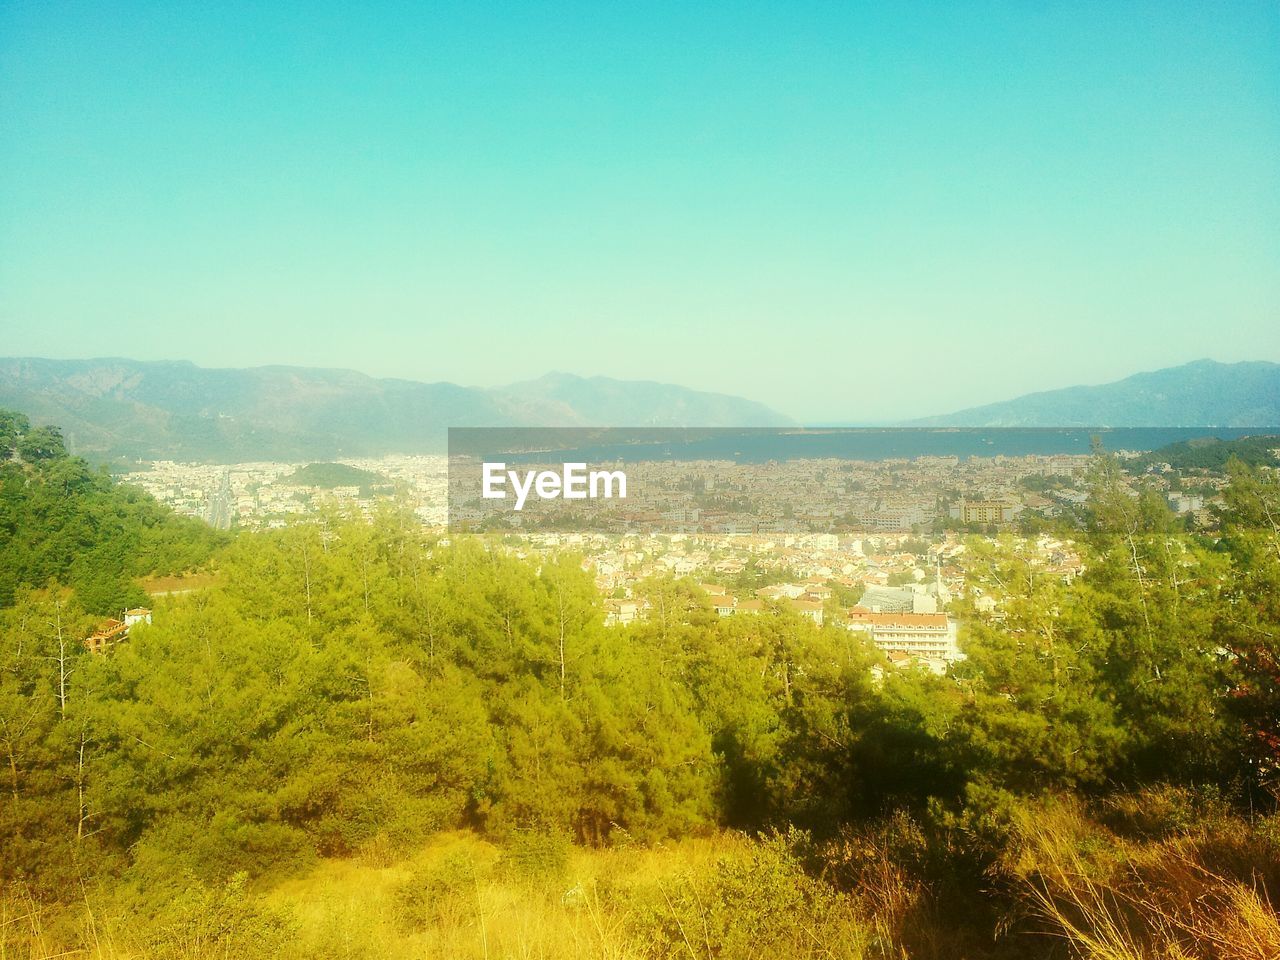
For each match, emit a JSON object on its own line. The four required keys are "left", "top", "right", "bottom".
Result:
{"left": 496, "top": 829, "right": 571, "bottom": 888}
{"left": 630, "top": 832, "right": 875, "bottom": 960}
{"left": 1100, "top": 783, "right": 1234, "bottom": 839}
{"left": 394, "top": 849, "right": 486, "bottom": 929}
{"left": 143, "top": 873, "right": 297, "bottom": 960}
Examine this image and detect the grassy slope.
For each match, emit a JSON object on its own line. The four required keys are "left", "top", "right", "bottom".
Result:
{"left": 266, "top": 832, "right": 738, "bottom": 960}
{"left": 6, "top": 807, "right": 1279, "bottom": 960}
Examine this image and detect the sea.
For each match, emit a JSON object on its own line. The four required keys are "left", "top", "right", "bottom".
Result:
{"left": 465, "top": 427, "right": 1279, "bottom": 465}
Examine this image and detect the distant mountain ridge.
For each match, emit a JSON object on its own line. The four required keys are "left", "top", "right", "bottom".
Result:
{"left": 503, "top": 372, "right": 788, "bottom": 428}
{"left": 0, "top": 358, "right": 793, "bottom": 461}
{"left": 910, "top": 360, "right": 1280, "bottom": 427}
{"left": 5, "top": 356, "right": 1278, "bottom": 462}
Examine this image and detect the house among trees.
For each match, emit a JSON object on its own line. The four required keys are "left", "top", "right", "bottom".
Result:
{"left": 83, "top": 607, "right": 152, "bottom": 653}
{"left": 123, "top": 607, "right": 152, "bottom": 628}
{"left": 84, "top": 619, "right": 128, "bottom": 653}
{"left": 602, "top": 599, "right": 639, "bottom": 625}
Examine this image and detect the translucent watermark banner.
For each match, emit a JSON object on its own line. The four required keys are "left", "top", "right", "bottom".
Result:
{"left": 445, "top": 426, "right": 1231, "bottom": 534}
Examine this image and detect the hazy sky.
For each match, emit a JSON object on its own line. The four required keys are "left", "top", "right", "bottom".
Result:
{"left": 2, "top": 2, "right": 1277, "bottom": 421}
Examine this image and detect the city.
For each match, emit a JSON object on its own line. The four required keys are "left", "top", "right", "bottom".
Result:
{"left": 119, "top": 444, "right": 1246, "bottom": 677}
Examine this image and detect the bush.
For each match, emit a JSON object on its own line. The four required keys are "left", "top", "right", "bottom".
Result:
{"left": 496, "top": 829, "right": 571, "bottom": 888}
{"left": 143, "top": 873, "right": 297, "bottom": 960}
{"left": 395, "top": 849, "right": 486, "bottom": 929}
{"left": 631, "top": 832, "right": 875, "bottom": 960}
{"left": 1099, "top": 783, "right": 1234, "bottom": 839}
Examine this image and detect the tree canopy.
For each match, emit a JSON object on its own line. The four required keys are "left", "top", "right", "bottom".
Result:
{"left": 0, "top": 409, "right": 226, "bottom": 612}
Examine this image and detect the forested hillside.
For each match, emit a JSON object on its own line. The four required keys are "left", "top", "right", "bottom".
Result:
{"left": 285, "top": 461, "right": 390, "bottom": 489}
{"left": 0, "top": 409, "right": 226, "bottom": 611}
{"left": 1132, "top": 432, "right": 1280, "bottom": 471}
{"left": 3, "top": 447, "right": 1280, "bottom": 958}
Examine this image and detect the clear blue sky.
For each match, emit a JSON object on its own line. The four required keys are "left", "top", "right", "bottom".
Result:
{"left": 2, "top": 1, "right": 1277, "bottom": 421}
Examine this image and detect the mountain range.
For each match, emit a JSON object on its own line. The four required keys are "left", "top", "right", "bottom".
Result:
{"left": 913, "top": 360, "right": 1280, "bottom": 427}
{"left": 1, "top": 357, "right": 1278, "bottom": 462}
{"left": 0, "top": 358, "right": 791, "bottom": 461}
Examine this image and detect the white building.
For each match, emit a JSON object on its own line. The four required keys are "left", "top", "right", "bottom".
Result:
{"left": 122, "top": 607, "right": 152, "bottom": 628}
{"left": 846, "top": 611, "right": 962, "bottom": 662}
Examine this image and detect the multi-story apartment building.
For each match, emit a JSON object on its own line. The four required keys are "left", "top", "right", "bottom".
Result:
{"left": 949, "top": 498, "right": 1015, "bottom": 524}
{"left": 845, "top": 611, "right": 962, "bottom": 662}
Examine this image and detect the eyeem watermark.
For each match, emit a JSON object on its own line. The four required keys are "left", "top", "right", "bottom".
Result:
{"left": 482, "top": 462, "right": 627, "bottom": 511}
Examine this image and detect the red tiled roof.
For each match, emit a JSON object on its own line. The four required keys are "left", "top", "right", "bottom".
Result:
{"left": 88, "top": 619, "right": 128, "bottom": 639}
{"left": 846, "top": 611, "right": 948, "bottom": 628}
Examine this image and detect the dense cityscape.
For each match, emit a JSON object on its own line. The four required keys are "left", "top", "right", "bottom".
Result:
{"left": 114, "top": 443, "right": 1257, "bottom": 678}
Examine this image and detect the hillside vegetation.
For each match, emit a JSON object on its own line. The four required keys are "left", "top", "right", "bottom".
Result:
{"left": 1132, "top": 432, "right": 1280, "bottom": 472}
{"left": 286, "top": 462, "right": 390, "bottom": 489}
{"left": 0, "top": 409, "right": 226, "bottom": 611}
{"left": 2, "top": 414, "right": 1280, "bottom": 959}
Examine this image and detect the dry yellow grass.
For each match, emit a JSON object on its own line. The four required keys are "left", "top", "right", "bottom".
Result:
{"left": 7, "top": 810, "right": 1276, "bottom": 960}
{"left": 5, "top": 834, "right": 739, "bottom": 960}
{"left": 1008, "top": 799, "right": 1280, "bottom": 960}
{"left": 266, "top": 831, "right": 745, "bottom": 960}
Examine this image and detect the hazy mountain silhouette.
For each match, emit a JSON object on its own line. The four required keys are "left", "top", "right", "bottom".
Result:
{"left": 0, "top": 358, "right": 793, "bottom": 460}
{"left": 909, "top": 360, "right": 1280, "bottom": 427}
